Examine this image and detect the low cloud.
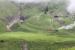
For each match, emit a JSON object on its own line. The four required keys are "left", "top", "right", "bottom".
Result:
{"left": 67, "top": 0, "right": 75, "bottom": 15}
{"left": 11, "top": 0, "right": 50, "bottom": 3}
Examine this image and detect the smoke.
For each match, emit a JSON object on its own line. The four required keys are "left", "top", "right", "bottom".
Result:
{"left": 67, "top": 0, "right": 75, "bottom": 15}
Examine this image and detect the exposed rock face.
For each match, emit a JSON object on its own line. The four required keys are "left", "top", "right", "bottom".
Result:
{"left": 6, "top": 14, "right": 20, "bottom": 31}
{"left": 6, "top": 15, "right": 30, "bottom": 31}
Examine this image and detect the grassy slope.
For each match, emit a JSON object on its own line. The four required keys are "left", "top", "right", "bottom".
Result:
{"left": 0, "top": 32, "right": 75, "bottom": 50}
{"left": 0, "top": 1, "right": 74, "bottom": 32}
{"left": 13, "top": 3, "right": 74, "bottom": 32}
{"left": 0, "top": 1, "right": 75, "bottom": 50}
{"left": 0, "top": 32, "right": 75, "bottom": 42}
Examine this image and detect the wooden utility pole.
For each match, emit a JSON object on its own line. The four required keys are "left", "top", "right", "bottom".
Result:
{"left": 21, "top": 41, "right": 28, "bottom": 50}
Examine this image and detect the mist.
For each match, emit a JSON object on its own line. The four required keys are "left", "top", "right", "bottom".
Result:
{"left": 67, "top": 0, "right": 75, "bottom": 15}
{"left": 11, "top": 0, "right": 50, "bottom": 3}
